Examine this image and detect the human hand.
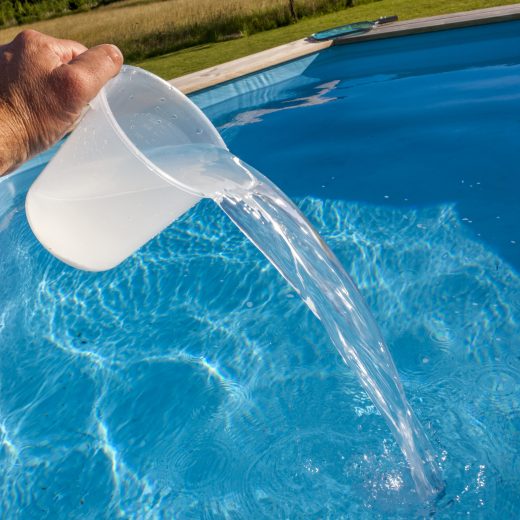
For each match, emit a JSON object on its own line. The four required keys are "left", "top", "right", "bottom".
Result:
{"left": 0, "top": 30, "right": 123, "bottom": 176}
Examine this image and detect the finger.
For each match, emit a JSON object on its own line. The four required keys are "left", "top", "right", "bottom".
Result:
{"left": 55, "top": 38, "right": 88, "bottom": 63}
{"left": 52, "top": 44, "right": 123, "bottom": 105}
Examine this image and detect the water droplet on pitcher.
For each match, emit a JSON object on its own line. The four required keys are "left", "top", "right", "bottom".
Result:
{"left": 160, "top": 97, "right": 165, "bottom": 103}
{"left": 195, "top": 128, "right": 203, "bottom": 135}
{"left": 129, "top": 94, "right": 134, "bottom": 100}
{"left": 171, "top": 114, "right": 178, "bottom": 119}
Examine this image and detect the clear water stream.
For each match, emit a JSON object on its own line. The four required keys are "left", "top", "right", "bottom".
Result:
{"left": 150, "top": 143, "right": 444, "bottom": 499}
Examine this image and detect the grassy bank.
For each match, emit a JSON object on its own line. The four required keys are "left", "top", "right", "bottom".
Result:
{"left": 0, "top": 0, "right": 380, "bottom": 61}
{"left": 138, "top": 0, "right": 519, "bottom": 79}
{"left": 0, "top": 0, "right": 517, "bottom": 79}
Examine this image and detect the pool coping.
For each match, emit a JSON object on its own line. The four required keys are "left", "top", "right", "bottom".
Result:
{"left": 170, "top": 4, "right": 520, "bottom": 94}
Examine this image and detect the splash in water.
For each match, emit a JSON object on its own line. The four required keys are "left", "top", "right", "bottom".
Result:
{"left": 149, "top": 143, "right": 445, "bottom": 499}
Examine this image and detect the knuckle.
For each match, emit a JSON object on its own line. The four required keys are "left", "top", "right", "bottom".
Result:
{"left": 10, "top": 29, "right": 46, "bottom": 56}
{"left": 14, "top": 29, "right": 40, "bottom": 46}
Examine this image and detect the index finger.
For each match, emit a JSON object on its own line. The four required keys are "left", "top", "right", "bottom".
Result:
{"left": 55, "top": 38, "right": 88, "bottom": 63}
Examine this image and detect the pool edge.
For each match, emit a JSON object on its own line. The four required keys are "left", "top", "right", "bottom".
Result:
{"left": 170, "top": 4, "right": 520, "bottom": 94}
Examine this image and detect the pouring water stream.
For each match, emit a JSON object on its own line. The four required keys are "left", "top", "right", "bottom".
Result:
{"left": 149, "top": 143, "right": 445, "bottom": 499}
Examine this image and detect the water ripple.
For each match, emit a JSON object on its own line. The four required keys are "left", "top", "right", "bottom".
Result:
{"left": 1, "top": 193, "right": 520, "bottom": 516}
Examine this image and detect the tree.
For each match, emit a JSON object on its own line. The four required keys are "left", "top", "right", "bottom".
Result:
{"left": 288, "top": 0, "right": 296, "bottom": 21}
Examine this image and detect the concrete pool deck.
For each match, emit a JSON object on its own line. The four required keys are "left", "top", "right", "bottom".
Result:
{"left": 170, "top": 4, "right": 520, "bottom": 94}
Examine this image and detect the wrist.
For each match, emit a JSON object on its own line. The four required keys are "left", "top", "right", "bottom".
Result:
{"left": 0, "top": 100, "right": 29, "bottom": 176}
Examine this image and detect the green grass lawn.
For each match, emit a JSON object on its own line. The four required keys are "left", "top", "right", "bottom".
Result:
{"left": 138, "top": 0, "right": 519, "bottom": 79}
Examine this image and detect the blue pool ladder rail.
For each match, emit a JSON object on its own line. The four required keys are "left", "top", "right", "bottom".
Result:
{"left": 310, "top": 15, "right": 398, "bottom": 41}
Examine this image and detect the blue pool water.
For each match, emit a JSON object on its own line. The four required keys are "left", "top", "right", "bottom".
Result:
{"left": 1, "top": 19, "right": 520, "bottom": 518}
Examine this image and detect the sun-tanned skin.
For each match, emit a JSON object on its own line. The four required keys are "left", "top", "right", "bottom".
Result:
{"left": 0, "top": 29, "right": 123, "bottom": 176}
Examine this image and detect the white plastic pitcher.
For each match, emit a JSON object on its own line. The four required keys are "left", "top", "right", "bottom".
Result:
{"left": 26, "top": 65, "right": 233, "bottom": 271}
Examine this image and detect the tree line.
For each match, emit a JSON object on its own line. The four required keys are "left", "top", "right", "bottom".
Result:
{"left": 0, "top": 0, "right": 116, "bottom": 27}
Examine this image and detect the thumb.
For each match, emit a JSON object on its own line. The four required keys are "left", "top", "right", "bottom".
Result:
{"left": 53, "top": 44, "right": 123, "bottom": 107}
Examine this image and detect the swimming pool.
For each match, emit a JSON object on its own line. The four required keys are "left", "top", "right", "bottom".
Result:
{"left": 1, "top": 18, "right": 520, "bottom": 518}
